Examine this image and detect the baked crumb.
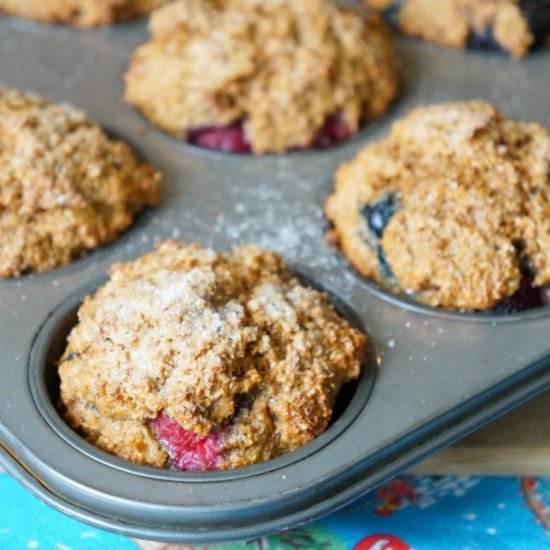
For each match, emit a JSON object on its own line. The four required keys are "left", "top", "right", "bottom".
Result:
{"left": 0, "top": 0, "right": 168, "bottom": 27}
{"left": 0, "top": 87, "right": 161, "bottom": 278}
{"left": 365, "top": 0, "right": 549, "bottom": 58}
{"left": 325, "top": 101, "right": 550, "bottom": 310}
{"left": 59, "top": 242, "right": 368, "bottom": 470}
{"left": 124, "top": 0, "right": 399, "bottom": 154}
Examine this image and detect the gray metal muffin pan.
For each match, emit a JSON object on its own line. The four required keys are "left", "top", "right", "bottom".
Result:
{"left": 0, "top": 6, "right": 549, "bottom": 544}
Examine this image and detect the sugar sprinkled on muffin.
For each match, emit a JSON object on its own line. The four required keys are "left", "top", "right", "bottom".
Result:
{"left": 59, "top": 242, "right": 368, "bottom": 470}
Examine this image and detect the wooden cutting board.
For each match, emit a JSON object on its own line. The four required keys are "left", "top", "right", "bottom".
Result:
{"left": 410, "top": 391, "right": 550, "bottom": 476}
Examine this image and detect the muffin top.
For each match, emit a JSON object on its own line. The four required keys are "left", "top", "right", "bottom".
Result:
{"left": 0, "top": 0, "right": 168, "bottom": 27}
{"left": 0, "top": 87, "right": 160, "bottom": 278}
{"left": 365, "top": 0, "right": 549, "bottom": 58}
{"left": 325, "top": 101, "right": 550, "bottom": 310}
{"left": 59, "top": 242, "right": 368, "bottom": 471}
{"left": 124, "top": 0, "right": 399, "bottom": 154}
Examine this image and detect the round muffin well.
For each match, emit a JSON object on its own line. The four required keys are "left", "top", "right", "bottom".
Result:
{"left": 124, "top": 0, "right": 399, "bottom": 154}
{"left": 325, "top": 101, "right": 550, "bottom": 312}
{"left": 0, "top": 87, "right": 161, "bottom": 279}
{"left": 365, "top": 0, "right": 550, "bottom": 58}
{"left": 57, "top": 242, "right": 369, "bottom": 471}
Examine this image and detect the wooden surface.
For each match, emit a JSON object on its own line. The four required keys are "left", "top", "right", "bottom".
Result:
{"left": 410, "top": 391, "right": 550, "bottom": 476}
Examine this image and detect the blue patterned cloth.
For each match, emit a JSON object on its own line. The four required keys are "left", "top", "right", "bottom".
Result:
{"left": 1, "top": 472, "right": 549, "bottom": 549}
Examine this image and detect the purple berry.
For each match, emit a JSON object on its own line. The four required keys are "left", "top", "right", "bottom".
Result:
{"left": 490, "top": 270, "right": 548, "bottom": 314}
{"left": 186, "top": 113, "right": 353, "bottom": 153}
{"left": 361, "top": 194, "right": 398, "bottom": 281}
{"left": 377, "top": 247, "right": 395, "bottom": 280}
{"left": 379, "top": 1, "right": 402, "bottom": 26}
{"left": 361, "top": 193, "right": 398, "bottom": 239}
{"left": 519, "top": 0, "right": 550, "bottom": 45}
{"left": 466, "top": 27, "right": 505, "bottom": 53}
{"left": 311, "top": 114, "right": 352, "bottom": 149}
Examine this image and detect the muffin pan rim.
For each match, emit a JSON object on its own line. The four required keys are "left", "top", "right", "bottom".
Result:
{"left": 0, "top": 6, "right": 550, "bottom": 544}
{"left": 2, "top": 356, "right": 547, "bottom": 544}
{"left": 338, "top": 259, "right": 550, "bottom": 323}
{"left": 28, "top": 274, "right": 378, "bottom": 482}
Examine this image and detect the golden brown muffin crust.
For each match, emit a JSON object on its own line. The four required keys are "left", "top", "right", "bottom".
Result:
{"left": 0, "top": 87, "right": 160, "bottom": 278}
{"left": 325, "top": 101, "right": 550, "bottom": 310}
{"left": 365, "top": 0, "right": 536, "bottom": 58}
{"left": 124, "top": 0, "right": 399, "bottom": 154}
{"left": 0, "top": 0, "right": 168, "bottom": 27}
{"left": 59, "top": 242, "right": 368, "bottom": 470}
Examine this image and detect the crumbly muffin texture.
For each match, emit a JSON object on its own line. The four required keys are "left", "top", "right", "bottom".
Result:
{"left": 0, "top": 87, "right": 160, "bottom": 278}
{"left": 58, "top": 242, "right": 368, "bottom": 470}
{"left": 325, "top": 101, "right": 550, "bottom": 311}
{"left": 124, "top": 0, "right": 399, "bottom": 154}
{"left": 0, "top": 0, "right": 168, "bottom": 27}
{"left": 365, "top": 0, "right": 550, "bottom": 58}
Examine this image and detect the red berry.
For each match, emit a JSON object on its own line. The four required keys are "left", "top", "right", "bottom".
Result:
{"left": 186, "top": 113, "right": 353, "bottom": 153}
{"left": 312, "top": 113, "right": 352, "bottom": 149}
{"left": 151, "top": 412, "right": 225, "bottom": 471}
{"left": 186, "top": 122, "right": 251, "bottom": 153}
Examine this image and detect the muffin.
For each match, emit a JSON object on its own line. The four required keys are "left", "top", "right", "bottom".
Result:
{"left": 123, "top": 0, "right": 399, "bottom": 154}
{"left": 0, "top": 0, "right": 169, "bottom": 27}
{"left": 365, "top": 0, "right": 550, "bottom": 58}
{"left": 58, "top": 242, "right": 368, "bottom": 471}
{"left": 325, "top": 101, "right": 550, "bottom": 312}
{"left": 0, "top": 87, "right": 160, "bottom": 278}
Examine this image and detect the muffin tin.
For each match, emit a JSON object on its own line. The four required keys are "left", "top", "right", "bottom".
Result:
{"left": 0, "top": 4, "right": 549, "bottom": 544}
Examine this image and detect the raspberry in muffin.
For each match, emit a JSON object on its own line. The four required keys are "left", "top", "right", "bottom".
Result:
{"left": 58, "top": 242, "right": 368, "bottom": 471}
{"left": 0, "top": 0, "right": 169, "bottom": 27}
{"left": 123, "top": 0, "right": 399, "bottom": 154}
{"left": 325, "top": 101, "right": 550, "bottom": 312}
{"left": 0, "top": 87, "right": 160, "bottom": 278}
{"left": 365, "top": 0, "right": 550, "bottom": 58}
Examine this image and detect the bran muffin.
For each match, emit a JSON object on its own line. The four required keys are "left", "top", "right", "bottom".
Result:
{"left": 123, "top": 0, "right": 399, "bottom": 154}
{"left": 0, "top": 87, "right": 160, "bottom": 278}
{"left": 0, "top": 0, "right": 168, "bottom": 27}
{"left": 325, "top": 101, "right": 550, "bottom": 311}
{"left": 365, "top": 0, "right": 550, "bottom": 58}
{"left": 58, "top": 241, "right": 368, "bottom": 471}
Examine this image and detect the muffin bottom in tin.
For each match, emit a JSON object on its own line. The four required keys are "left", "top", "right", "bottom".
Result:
{"left": 29, "top": 274, "right": 378, "bottom": 481}
{"left": 0, "top": 2, "right": 549, "bottom": 543}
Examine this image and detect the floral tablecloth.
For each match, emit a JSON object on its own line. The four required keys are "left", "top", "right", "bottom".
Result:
{"left": 1, "top": 471, "right": 548, "bottom": 549}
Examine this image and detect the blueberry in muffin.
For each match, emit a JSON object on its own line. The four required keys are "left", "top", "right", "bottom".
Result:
{"left": 0, "top": 87, "right": 160, "bottom": 278}
{"left": 365, "top": 0, "right": 550, "bottom": 58}
{"left": 58, "top": 242, "right": 368, "bottom": 471}
{"left": 0, "top": 0, "right": 169, "bottom": 27}
{"left": 124, "top": 0, "right": 399, "bottom": 154}
{"left": 325, "top": 101, "right": 550, "bottom": 312}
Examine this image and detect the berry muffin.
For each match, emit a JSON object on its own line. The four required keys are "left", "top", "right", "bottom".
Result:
{"left": 123, "top": 0, "right": 399, "bottom": 154}
{"left": 0, "top": 87, "right": 160, "bottom": 278}
{"left": 58, "top": 242, "right": 368, "bottom": 471}
{"left": 0, "top": 0, "right": 168, "bottom": 27}
{"left": 365, "top": 0, "right": 550, "bottom": 58}
{"left": 325, "top": 101, "right": 550, "bottom": 312}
